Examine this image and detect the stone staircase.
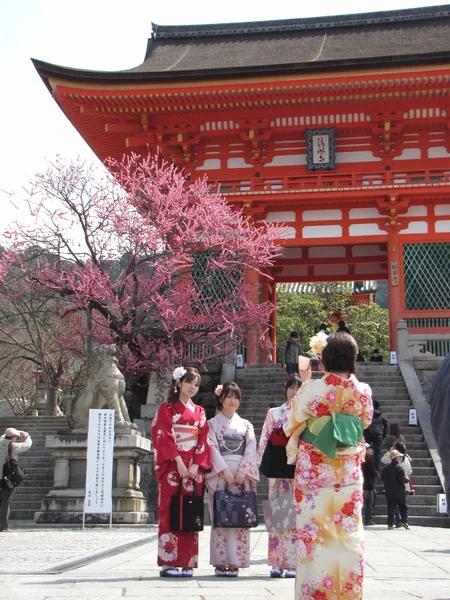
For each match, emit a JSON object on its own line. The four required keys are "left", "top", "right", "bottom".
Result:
{"left": 236, "top": 363, "right": 449, "bottom": 527}
{"left": 0, "top": 416, "right": 68, "bottom": 520}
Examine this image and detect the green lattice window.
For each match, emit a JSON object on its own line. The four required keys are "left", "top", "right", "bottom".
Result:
{"left": 404, "top": 242, "right": 450, "bottom": 310}
{"left": 191, "top": 251, "right": 244, "bottom": 313}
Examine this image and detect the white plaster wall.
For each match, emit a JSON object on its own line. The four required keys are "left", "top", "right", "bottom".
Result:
{"left": 195, "top": 159, "right": 221, "bottom": 170}
{"left": 265, "top": 211, "right": 296, "bottom": 222}
{"left": 428, "top": 147, "right": 450, "bottom": 158}
{"left": 435, "top": 205, "right": 450, "bottom": 216}
{"left": 302, "top": 225, "right": 342, "bottom": 239}
{"left": 349, "top": 223, "right": 385, "bottom": 236}
{"left": 265, "top": 154, "right": 307, "bottom": 167}
{"left": 393, "top": 148, "right": 421, "bottom": 160}
{"left": 349, "top": 208, "right": 381, "bottom": 219}
{"left": 405, "top": 206, "right": 427, "bottom": 217}
{"left": 302, "top": 209, "right": 342, "bottom": 222}
{"left": 335, "top": 151, "right": 381, "bottom": 163}
{"left": 400, "top": 222, "right": 428, "bottom": 234}
{"left": 435, "top": 220, "right": 450, "bottom": 233}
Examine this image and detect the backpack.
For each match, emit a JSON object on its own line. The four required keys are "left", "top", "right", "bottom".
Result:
{"left": 2, "top": 443, "right": 26, "bottom": 489}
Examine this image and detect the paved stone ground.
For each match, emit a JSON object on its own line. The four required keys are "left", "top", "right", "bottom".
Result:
{"left": 0, "top": 523, "right": 449, "bottom": 599}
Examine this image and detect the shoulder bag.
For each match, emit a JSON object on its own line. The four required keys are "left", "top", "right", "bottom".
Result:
{"left": 213, "top": 485, "right": 259, "bottom": 528}
{"left": 262, "top": 486, "right": 296, "bottom": 532}
{"left": 2, "top": 442, "right": 26, "bottom": 489}
{"left": 170, "top": 480, "right": 204, "bottom": 532}
{"left": 259, "top": 428, "right": 295, "bottom": 479}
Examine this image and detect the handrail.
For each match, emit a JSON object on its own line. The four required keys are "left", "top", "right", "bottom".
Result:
{"left": 204, "top": 167, "right": 450, "bottom": 195}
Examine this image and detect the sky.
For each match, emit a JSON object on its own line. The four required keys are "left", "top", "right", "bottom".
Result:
{"left": 1, "top": 0, "right": 449, "bottom": 228}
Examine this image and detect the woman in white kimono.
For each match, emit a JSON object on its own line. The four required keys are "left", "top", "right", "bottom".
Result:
{"left": 205, "top": 381, "right": 259, "bottom": 577}
{"left": 257, "top": 374, "right": 302, "bottom": 578}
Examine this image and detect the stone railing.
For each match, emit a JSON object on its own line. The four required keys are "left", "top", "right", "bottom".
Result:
{"left": 396, "top": 320, "right": 446, "bottom": 493}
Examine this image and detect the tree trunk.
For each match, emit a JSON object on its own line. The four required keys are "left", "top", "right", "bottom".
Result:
{"left": 46, "top": 386, "right": 61, "bottom": 416}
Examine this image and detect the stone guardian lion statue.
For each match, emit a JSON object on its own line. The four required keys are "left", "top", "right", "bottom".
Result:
{"left": 66, "top": 344, "right": 137, "bottom": 430}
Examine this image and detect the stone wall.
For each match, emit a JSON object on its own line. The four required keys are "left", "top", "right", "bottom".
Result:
{"left": 413, "top": 358, "right": 441, "bottom": 403}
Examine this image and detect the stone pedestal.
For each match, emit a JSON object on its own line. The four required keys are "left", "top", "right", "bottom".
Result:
{"left": 34, "top": 430, "right": 152, "bottom": 524}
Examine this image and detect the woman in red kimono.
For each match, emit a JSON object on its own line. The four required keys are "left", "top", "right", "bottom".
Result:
{"left": 152, "top": 366, "right": 211, "bottom": 578}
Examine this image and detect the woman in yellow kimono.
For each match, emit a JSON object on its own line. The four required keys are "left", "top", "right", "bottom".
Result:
{"left": 285, "top": 333, "right": 373, "bottom": 600}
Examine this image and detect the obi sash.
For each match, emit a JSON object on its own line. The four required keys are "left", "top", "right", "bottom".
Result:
{"left": 300, "top": 413, "right": 363, "bottom": 459}
{"left": 218, "top": 433, "right": 246, "bottom": 456}
{"left": 173, "top": 423, "right": 200, "bottom": 449}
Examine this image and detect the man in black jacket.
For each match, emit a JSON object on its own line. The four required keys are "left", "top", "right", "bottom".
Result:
{"left": 381, "top": 449, "right": 409, "bottom": 530}
{"left": 281, "top": 331, "right": 301, "bottom": 374}
{"left": 363, "top": 400, "right": 389, "bottom": 471}
{"left": 361, "top": 445, "right": 378, "bottom": 526}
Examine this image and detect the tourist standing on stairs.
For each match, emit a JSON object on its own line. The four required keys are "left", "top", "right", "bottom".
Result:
{"left": 0, "top": 427, "right": 32, "bottom": 532}
{"left": 363, "top": 400, "right": 389, "bottom": 472}
{"left": 285, "top": 333, "right": 373, "bottom": 600}
{"left": 281, "top": 331, "right": 301, "bottom": 374}
{"left": 151, "top": 366, "right": 211, "bottom": 578}
{"left": 205, "top": 382, "right": 259, "bottom": 577}
{"left": 361, "top": 444, "right": 378, "bottom": 526}
{"left": 257, "top": 374, "right": 302, "bottom": 579}
{"left": 382, "top": 422, "right": 406, "bottom": 450}
{"left": 381, "top": 449, "right": 409, "bottom": 530}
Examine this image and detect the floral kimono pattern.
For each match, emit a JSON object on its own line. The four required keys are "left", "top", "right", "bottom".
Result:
{"left": 285, "top": 373, "right": 373, "bottom": 600}
{"left": 152, "top": 399, "right": 211, "bottom": 567}
{"left": 257, "top": 402, "right": 297, "bottom": 569}
{"left": 205, "top": 411, "right": 259, "bottom": 568}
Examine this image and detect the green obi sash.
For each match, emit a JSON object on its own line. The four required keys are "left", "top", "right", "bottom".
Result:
{"left": 300, "top": 413, "right": 364, "bottom": 459}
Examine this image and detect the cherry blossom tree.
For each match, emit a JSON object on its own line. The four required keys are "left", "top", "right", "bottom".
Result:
{"left": 0, "top": 154, "right": 283, "bottom": 402}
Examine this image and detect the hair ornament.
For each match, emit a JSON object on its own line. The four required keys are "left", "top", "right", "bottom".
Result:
{"left": 214, "top": 384, "right": 223, "bottom": 397}
{"left": 172, "top": 366, "right": 187, "bottom": 381}
{"left": 309, "top": 331, "right": 328, "bottom": 358}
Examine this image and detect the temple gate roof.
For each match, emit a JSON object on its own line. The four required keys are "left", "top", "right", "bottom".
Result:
{"left": 34, "top": 5, "right": 450, "bottom": 85}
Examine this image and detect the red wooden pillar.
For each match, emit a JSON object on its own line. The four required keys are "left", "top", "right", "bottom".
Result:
{"left": 386, "top": 226, "right": 403, "bottom": 352}
{"left": 245, "top": 268, "right": 260, "bottom": 364}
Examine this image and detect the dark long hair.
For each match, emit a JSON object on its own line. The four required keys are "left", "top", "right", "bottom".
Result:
{"left": 166, "top": 366, "right": 201, "bottom": 404}
{"left": 216, "top": 381, "right": 242, "bottom": 411}
{"left": 284, "top": 374, "right": 302, "bottom": 401}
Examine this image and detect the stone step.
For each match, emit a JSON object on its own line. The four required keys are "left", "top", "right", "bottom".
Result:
{"left": 9, "top": 509, "right": 37, "bottom": 520}
{"left": 17, "top": 484, "right": 54, "bottom": 493}
{"left": 370, "top": 515, "right": 450, "bottom": 527}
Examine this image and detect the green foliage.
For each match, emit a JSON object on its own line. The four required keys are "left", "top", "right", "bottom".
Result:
{"left": 276, "top": 285, "right": 390, "bottom": 362}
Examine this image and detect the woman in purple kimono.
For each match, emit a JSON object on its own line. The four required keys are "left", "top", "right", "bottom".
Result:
{"left": 205, "top": 382, "right": 259, "bottom": 577}
{"left": 257, "top": 374, "right": 302, "bottom": 578}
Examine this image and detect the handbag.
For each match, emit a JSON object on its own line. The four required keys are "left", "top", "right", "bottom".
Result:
{"left": 213, "top": 485, "right": 259, "bottom": 528}
{"left": 2, "top": 443, "right": 26, "bottom": 489}
{"left": 262, "top": 489, "right": 296, "bottom": 532}
{"left": 259, "top": 429, "right": 295, "bottom": 479}
{"left": 170, "top": 480, "right": 204, "bottom": 532}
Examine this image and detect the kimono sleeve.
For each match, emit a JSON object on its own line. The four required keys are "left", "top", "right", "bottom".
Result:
{"left": 238, "top": 420, "right": 260, "bottom": 483}
{"left": 358, "top": 383, "right": 374, "bottom": 429}
{"left": 151, "top": 402, "right": 178, "bottom": 479}
{"left": 207, "top": 420, "right": 229, "bottom": 476}
{"left": 284, "top": 380, "right": 316, "bottom": 464}
{"left": 193, "top": 407, "right": 211, "bottom": 469}
{"left": 257, "top": 408, "right": 274, "bottom": 467}
{"left": 284, "top": 380, "right": 314, "bottom": 437}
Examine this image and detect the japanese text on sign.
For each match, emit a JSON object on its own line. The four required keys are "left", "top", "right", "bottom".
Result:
{"left": 84, "top": 409, "right": 115, "bottom": 514}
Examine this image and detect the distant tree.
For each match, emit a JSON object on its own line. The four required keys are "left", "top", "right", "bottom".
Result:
{"left": 0, "top": 260, "right": 87, "bottom": 415}
{"left": 345, "top": 302, "right": 390, "bottom": 360}
{"left": 276, "top": 284, "right": 389, "bottom": 361}
{"left": 0, "top": 155, "right": 282, "bottom": 402}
